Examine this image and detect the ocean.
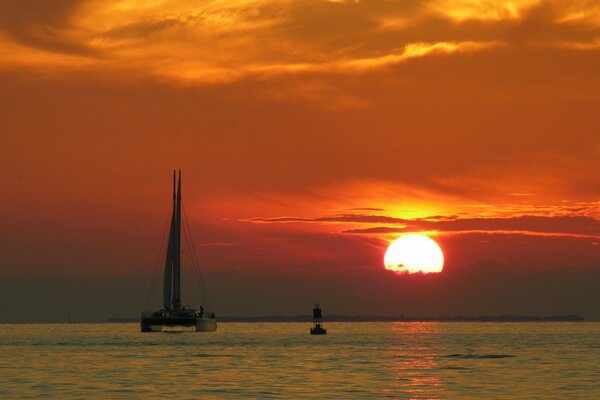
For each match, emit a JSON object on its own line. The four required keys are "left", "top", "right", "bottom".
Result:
{"left": 1, "top": 322, "right": 599, "bottom": 398}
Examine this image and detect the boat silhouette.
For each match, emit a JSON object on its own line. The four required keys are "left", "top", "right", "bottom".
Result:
{"left": 141, "top": 171, "right": 217, "bottom": 332}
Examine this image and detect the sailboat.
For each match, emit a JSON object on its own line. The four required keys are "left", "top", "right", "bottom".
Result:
{"left": 141, "top": 171, "right": 217, "bottom": 332}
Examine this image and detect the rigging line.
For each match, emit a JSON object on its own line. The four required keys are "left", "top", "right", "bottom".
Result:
{"left": 182, "top": 205, "right": 210, "bottom": 309}
{"left": 181, "top": 205, "right": 207, "bottom": 307}
{"left": 144, "top": 203, "right": 173, "bottom": 311}
{"left": 182, "top": 204, "right": 212, "bottom": 310}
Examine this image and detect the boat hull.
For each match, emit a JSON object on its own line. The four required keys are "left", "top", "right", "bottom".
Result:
{"left": 141, "top": 312, "right": 217, "bottom": 332}
{"left": 196, "top": 318, "right": 217, "bottom": 332}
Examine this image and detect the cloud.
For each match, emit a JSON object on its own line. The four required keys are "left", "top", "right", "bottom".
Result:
{"left": 0, "top": 0, "right": 89, "bottom": 54}
{"left": 344, "top": 207, "right": 385, "bottom": 212}
{"left": 248, "top": 214, "right": 410, "bottom": 224}
{"left": 2, "top": 0, "right": 599, "bottom": 83}
{"left": 249, "top": 211, "right": 600, "bottom": 240}
{"left": 332, "top": 40, "right": 504, "bottom": 71}
{"left": 431, "top": 0, "right": 541, "bottom": 22}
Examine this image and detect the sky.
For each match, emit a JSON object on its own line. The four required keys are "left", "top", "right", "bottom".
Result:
{"left": 1, "top": 0, "right": 599, "bottom": 322}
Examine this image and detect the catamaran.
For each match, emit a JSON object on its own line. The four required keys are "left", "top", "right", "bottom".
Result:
{"left": 141, "top": 171, "right": 217, "bottom": 332}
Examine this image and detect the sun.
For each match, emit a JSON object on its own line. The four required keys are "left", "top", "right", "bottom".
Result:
{"left": 384, "top": 234, "right": 444, "bottom": 274}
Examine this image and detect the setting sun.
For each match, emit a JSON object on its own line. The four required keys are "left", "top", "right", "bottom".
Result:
{"left": 384, "top": 235, "right": 444, "bottom": 274}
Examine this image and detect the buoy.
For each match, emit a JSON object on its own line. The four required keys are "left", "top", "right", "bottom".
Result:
{"left": 310, "top": 304, "right": 327, "bottom": 335}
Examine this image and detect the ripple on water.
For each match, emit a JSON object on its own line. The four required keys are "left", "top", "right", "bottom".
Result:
{"left": 0, "top": 322, "right": 599, "bottom": 398}
{"left": 440, "top": 354, "right": 515, "bottom": 359}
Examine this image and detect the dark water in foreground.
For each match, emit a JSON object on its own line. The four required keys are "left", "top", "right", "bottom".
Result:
{"left": 0, "top": 322, "right": 599, "bottom": 398}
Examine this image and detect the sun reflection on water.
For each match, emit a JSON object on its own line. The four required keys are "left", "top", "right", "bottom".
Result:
{"left": 388, "top": 322, "right": 444, "bottom": 399}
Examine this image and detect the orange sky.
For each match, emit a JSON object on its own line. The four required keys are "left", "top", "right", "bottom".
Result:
{"left": 1, "top": 0, "right": 599, "bottom": 321}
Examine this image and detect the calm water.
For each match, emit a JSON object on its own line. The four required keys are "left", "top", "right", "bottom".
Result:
{"left": 0, "top": 322, "right": 599, "bottom": 399}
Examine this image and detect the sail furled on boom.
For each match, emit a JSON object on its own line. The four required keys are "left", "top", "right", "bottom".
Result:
{"left": 162, "top": 170, "right": 182, "bottom": 310}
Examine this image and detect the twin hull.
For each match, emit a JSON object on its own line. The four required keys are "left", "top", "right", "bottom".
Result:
{"left": 141, "top": 312, "right": 217, "bottom": 332}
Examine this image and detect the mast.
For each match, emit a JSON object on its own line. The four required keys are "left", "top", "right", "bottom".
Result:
{"left": 162, "top": 170, "right": 176, "bottom": 310}
{"left": 173, "top": 170, "right": 182, "bottom": 309}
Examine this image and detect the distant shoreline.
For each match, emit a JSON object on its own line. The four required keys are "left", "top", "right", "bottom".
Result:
{"left": 107, "top": 314, "right": 585, "bottom": 323}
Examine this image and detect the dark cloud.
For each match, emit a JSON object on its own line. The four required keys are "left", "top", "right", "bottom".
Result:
{"left": 252, "top": 213, "right": 600, "bottom": 238}
{"left": 97, "top": 18, "right": 183, "bottom": 41}
{"left": 342, "top": 215, "right": 600, "bottom": 236}
{"left": 344, "top": 207, "right": 385, "bottom": 212}
{"left": 249, "top": 214, "right": 409, "bottom": 224}
{"left": 0, "top": 0, "right": 93, "bottom": 55}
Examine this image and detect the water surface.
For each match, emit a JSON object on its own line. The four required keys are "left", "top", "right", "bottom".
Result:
{"left": 1, "top": 322, "right": 599, "bottom": 398}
